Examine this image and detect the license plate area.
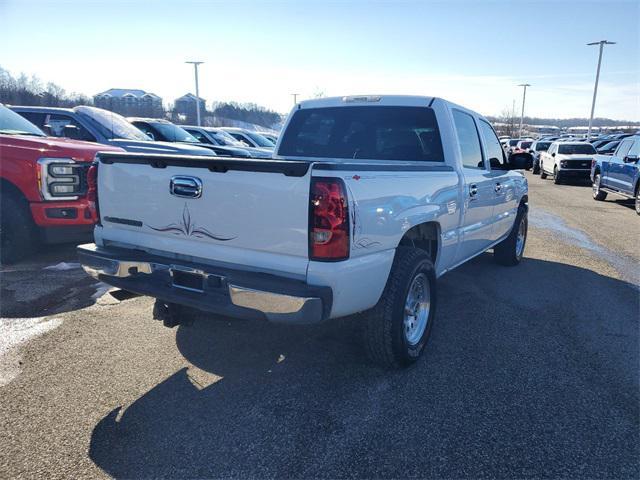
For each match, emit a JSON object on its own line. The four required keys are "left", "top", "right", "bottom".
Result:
{"left": 171, "top": 268, "right": 205, "bottom": 293}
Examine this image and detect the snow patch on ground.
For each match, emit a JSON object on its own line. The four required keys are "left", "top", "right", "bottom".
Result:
{"left": 91, "top": 282, "right": 113, "bottom": 301}
{"left": 0, "top": 317, "right": 63, "bottom": 387}
{"left": 43, "top": 262, "right": 81, "bottom": 271}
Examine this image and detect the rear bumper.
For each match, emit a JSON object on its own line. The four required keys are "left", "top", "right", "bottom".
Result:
{"left": 77, "top": 243, "right": 332, "bottom": 324}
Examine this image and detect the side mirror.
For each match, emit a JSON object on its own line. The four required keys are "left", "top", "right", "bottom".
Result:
{"left": 624, "top": 155, "right": 638, "bottom": 163}
{"left": 551, "top": 152, "right": 556, "bottom": 157}
{"left": 489, "top": 157, "right": 503, "bottom": 169}
{"left": 146, "top": 132, "right": 155, "bottom": 141}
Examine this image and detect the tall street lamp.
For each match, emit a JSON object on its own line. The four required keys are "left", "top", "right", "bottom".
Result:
{"left": 186, "top": 61, "right": 204, "bottom": 126}
{"left": 587, "top": 40, "right": 615, "bottom": 139}
{"left": 518, "top": 83, "right": 531, "bottom": 138}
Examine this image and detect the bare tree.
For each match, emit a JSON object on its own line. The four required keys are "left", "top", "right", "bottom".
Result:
{"left": 497, "top": 103, "right": 518, "bottom": 137}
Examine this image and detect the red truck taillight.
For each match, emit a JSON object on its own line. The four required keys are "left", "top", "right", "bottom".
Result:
{"left": 87, "top": 164, "right": 100, "bottom": 223}
{"left": 309, "top": 177, "right": 350, "bottom": 261}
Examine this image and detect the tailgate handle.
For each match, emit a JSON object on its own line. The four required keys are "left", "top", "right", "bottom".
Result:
{"left": 170, "top": 176, "right": 203, "bottom": 199}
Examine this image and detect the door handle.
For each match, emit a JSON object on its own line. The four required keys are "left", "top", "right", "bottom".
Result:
{"left": 170, "top": 175, "right": 203, "bottom": 198}
{"left": 494, "top": 182, "right": 502, "bottom": 193}
{"left": 469, "top": 184, "right": 478, "bottom": 198}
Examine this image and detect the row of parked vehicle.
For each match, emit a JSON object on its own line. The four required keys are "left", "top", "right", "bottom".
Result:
{"left": 0, "top": 103, "right": 279, "bottom": 263}
{"left": 11, "top": 105, "right": 279, "bottom": 158}
{"left": 499, "top": 133, "right": 640, "bottom": 214}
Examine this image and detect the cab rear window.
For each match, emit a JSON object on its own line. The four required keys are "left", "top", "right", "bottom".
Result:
{"left": 279, "top": 106, "right": 444, "bottom": 161}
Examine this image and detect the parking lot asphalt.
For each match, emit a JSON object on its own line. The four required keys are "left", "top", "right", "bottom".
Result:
{"left": 0, "top": 171, "right": 638, "bottom": 479}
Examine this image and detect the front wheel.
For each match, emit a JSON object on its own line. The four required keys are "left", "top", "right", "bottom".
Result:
{"left": 364, "top": 247, "right": 437, "bottom": 368}
{"left": 494, "top": 206, "right": 527, "bottom": 266}
{"left": 0, "top": 194, "right": 37, "bottom": 264}
{"left": 592, "top": 173, "right": 607, "bottom": 201}
{"left": 553, "top": 167, "right": 562, "bottom": 185}
{"left": 635, "top": 186, "right": 640, "bottom": 215}
{"left": 540, "top": 162, "right": 548, "bottom": 179}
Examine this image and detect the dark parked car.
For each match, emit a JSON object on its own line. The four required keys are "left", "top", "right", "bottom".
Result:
{"left": 596, "top": 140, "right": 622, "bottom": 155}
{"left": 11, "top": 106, "right": 214, "bottom": 156}
{"left": 182, "top": 126, "right": 273, "bottom": 158}
{"left": 128, "top": 118, "right": 252, "bottom": 157}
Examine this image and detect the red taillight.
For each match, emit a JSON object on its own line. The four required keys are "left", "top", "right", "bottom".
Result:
{"left": 309, "top": 177, "right": 350, "bottom": 261}
{"left": 87, "top": 164, "right": 100, "bottom": 222}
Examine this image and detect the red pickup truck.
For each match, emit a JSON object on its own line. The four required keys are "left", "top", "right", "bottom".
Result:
{"left": 0, "top": 105, "right": 123, "bottom": 263}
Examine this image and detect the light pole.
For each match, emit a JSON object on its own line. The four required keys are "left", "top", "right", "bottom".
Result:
{"left": 587, "top": 40, "right": 615, "bottom": 139}
{"left": 291, "top": 93, "right": 299, "bottom": 106}
{"left": 186, "top": 61, "right": 204, "bottom": 126}
{"left": 518, "top": 83, "right": 530, "bottom": 138}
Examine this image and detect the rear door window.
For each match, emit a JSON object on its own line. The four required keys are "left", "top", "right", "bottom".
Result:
{"left": 132, "top": 122, "right": 157, "bottom": 140}
{"left": 478, "top": 119, "right": 506, "bottom": 169}
{"left": 279, "top": 106, "right": 444, "bottom": 161}
{"left": 452, "top": 110, "right": 484, "bottom": 169}
{"left": 615, "top": 140, "right": 633, "bottom": 158}
{"left": 16, "top": 111, "right": 47, "bottom": 129}
{"left": 230, "top": 133, "right": 252, "bottom": 147}
{"left": 187, "top": 129, "right": 211, "bottom": 144}
{"left": 44, "top": 114, "right": 96, "bottom": 142}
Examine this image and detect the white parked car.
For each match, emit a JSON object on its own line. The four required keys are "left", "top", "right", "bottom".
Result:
{"left": 539, "top": 141, "right": 597, "bottom": 184}
{"left": 78, "top": 95, "right": 529, "bottom": 367}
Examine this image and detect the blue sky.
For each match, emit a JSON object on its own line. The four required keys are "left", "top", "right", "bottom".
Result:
{"left": 1, "top": 0, "right": 638, "bottom": 119}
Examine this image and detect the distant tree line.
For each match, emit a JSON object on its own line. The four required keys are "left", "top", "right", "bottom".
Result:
{"left": 0, "top": 67, "right": 91, "bottom": 107}
{"left": 486, "top": 111, "right": 638, "bottom": 129}
{"left": 1, "top": 67, "right": 283, "bottom": 129}
{"left": 210, "top": 102, "right": 282, "bottom": 129}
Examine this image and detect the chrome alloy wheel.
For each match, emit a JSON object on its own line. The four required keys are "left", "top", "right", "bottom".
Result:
{"left": 515, "top": 216, "right": 526, "bottom": 258}
{"left": 593, "top": 175, "right": 601, "bottom": 198}
{"left": 403, "top": 273, "right": 430, "bottom": 345}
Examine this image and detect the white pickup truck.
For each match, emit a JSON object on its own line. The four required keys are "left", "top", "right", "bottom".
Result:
{"left": 78, "top": 95, "right": 529, "bottom": 367}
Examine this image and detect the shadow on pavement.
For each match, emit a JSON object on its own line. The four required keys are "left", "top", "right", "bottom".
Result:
{"left": 89, "top": 255, "right": 639, "bottom": 478}
{"left": 0, "top": 243, "right": 105, "bottom": 318}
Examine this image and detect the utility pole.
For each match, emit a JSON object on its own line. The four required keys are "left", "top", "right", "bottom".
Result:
{"left": 291, "top": 93, "right": 299, "bottom": 106}
{"left": 587, "top": 40, "right": 615, "bottom": 139}
{"left": 186, "top": 61, "right": 204, "bottom": 126}
{"left": 518, "top": 84, "right": 530, "bottom": 138}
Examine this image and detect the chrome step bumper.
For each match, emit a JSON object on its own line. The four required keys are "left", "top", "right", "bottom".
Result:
{"left": 78, "top": 243, "right": 331, "bottom": 324}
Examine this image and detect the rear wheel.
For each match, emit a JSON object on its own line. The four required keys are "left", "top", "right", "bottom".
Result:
{"left": 635, "top": 185, "right": 640, "bottom": 216}
{"left": 532, "top": 158, "right": 540, "bottom": 174}
{"left": 592, "top": 173, "right": 607, "bottom": 201}
{"left": 0, "top": 193, "right": 37, "bottom": 264}
{"left": 494, "top": 205, "right": 527, "bottom": 266}
{"left": 540, "top": 162, "right": 548, "bottom": 179}
{"left": 364, "top": 247, "right": 437, "bottom": 368}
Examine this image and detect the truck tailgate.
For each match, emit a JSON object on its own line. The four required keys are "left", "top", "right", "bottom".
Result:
{"left": 95, "top": 153, "right": 313, "bottom": 277}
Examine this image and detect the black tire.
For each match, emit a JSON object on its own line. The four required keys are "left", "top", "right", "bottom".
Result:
{"left": 553, "top": 166, "right": 562, "bottom": 185}
{"left": 0, "top": 193, "right": 37, "bottom": 264}
{"left": 540, "top": 163, "right": 548, "bottom": 179}
{"left": 494, "top": 205, "right": 528, "bottom": 266}
{"left": 532, "top": 159, "right": 540, "bottom": 175}
{"left": 592, "top": 173, "right": 607, "bottom": 201}
{"left": 364, "top": 247, "right": 437, "bottom": 368}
